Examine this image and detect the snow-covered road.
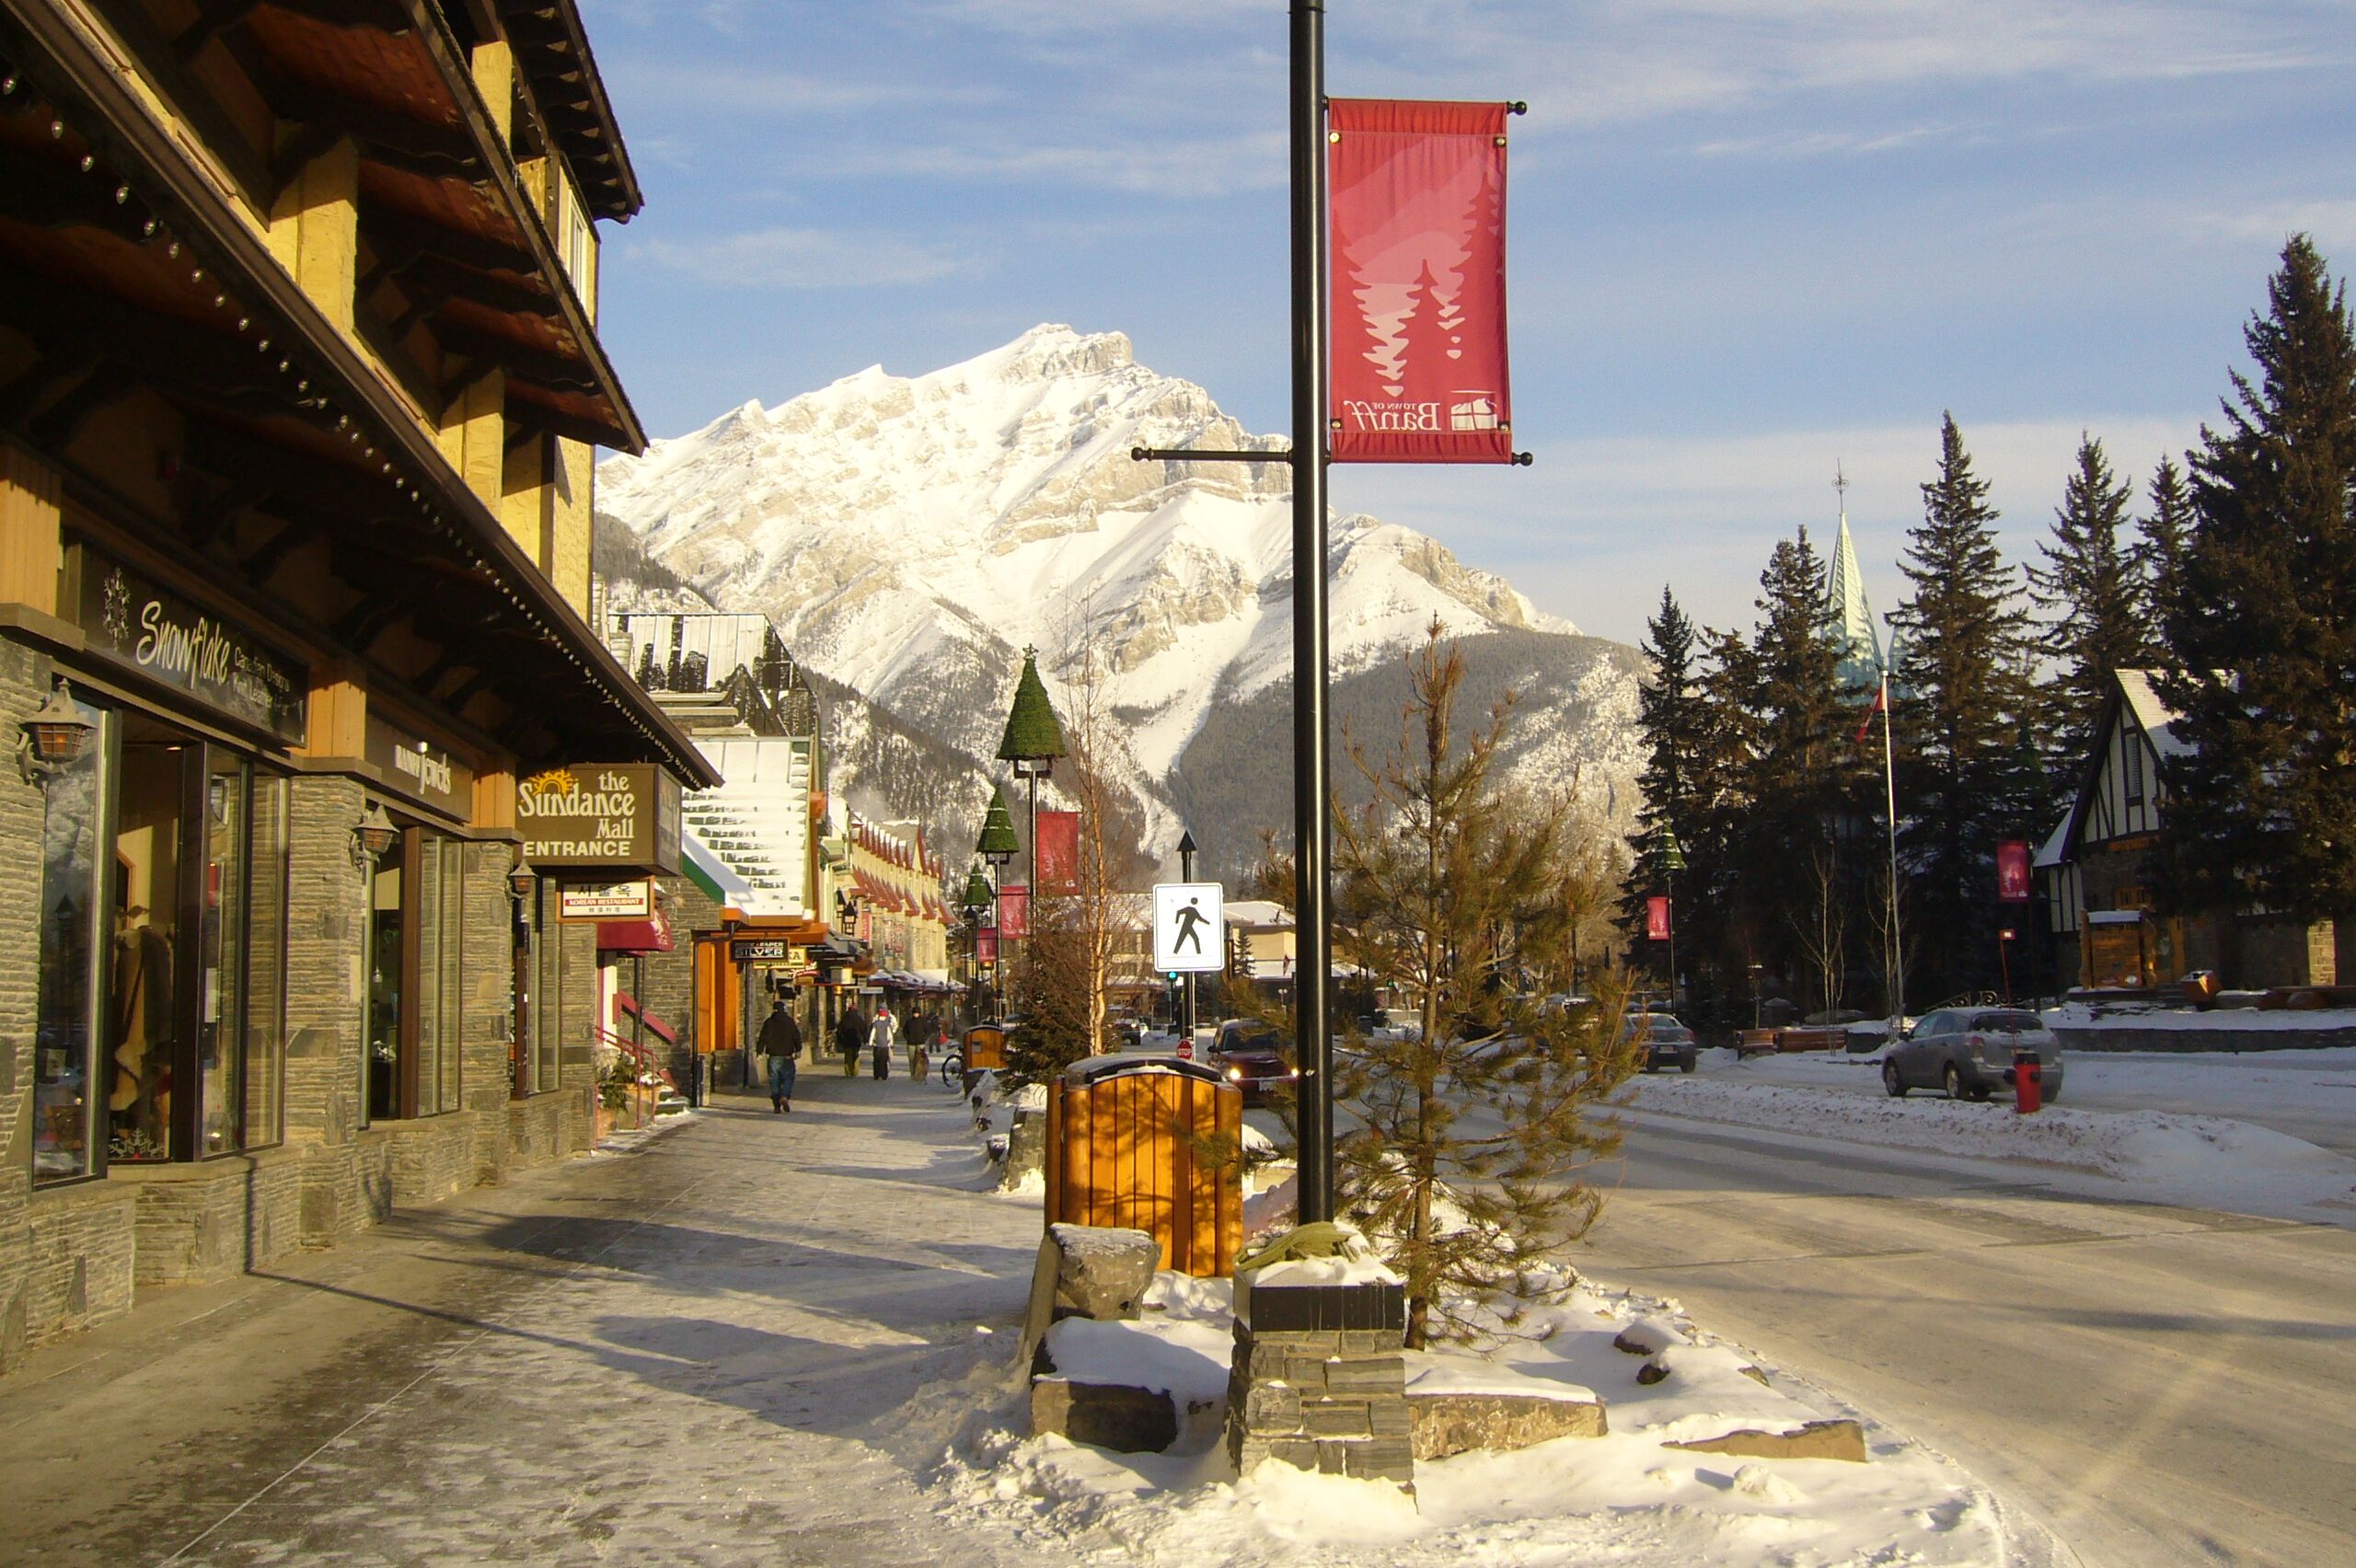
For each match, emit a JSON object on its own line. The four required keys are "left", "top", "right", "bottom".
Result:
{"left": 1588, "top": 1106, "right": 2356, "bottom": 1567}
{"left": 1699, "top": 1044, "right": 2356, "bottom": 1158}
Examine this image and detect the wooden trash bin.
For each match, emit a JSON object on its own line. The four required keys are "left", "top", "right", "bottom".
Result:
{"left": 1045, "top": 1055, "right": 1242, "bottom": 1277}
{"left": 964, "top": 1025, "right": 1007, "bottom": 1073}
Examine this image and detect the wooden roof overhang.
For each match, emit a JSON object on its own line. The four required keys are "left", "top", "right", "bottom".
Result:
{"left": 0, "top": 13, "right": 718, "bottom": 789}
{"left": 494, "top": 0, "right": 639, "bottom": 222}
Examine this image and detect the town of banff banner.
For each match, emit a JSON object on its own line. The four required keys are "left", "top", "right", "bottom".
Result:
{"left": 1328, "top": 98, "right": 1514, "bottom": 463}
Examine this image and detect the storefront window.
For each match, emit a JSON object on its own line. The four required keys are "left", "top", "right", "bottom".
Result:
{"left": 534, "top": 883, "right": 563, "bottom": 1093}
{"left": 110, "top": 736, "right": 184, "bottom": 1162}
{"left": 416, "top": 836, "right": 463, "bottom": 1116}
{"left": 33, "top": 692, "right": 110, "bottom": 1183}
{"left": 199, "top": 755, "right": 247, "bottom": 1155}
{"left": 365, "top": 824, "right": 464, "bottom": 1121}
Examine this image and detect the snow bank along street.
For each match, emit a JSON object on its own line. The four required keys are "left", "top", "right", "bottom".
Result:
{"left": 1596, "top": 1051, "right": 2356, "bottom": 1566}
{"left": 2, "top": 1071, "right": 2071, "bottom": 1568}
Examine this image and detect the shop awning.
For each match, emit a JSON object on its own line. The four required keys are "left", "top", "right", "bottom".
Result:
{"left": 597, "top": 917, "right": 674, "bottom": 955}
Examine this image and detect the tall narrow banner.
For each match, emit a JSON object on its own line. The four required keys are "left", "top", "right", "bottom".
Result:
{"left": 1646, "top": 896, "right": 1672, "bottom": 942}
{"left": 1328, "top": 98, "right": 1514, "bottom": 464}
{"left": 999, "top": 884, "right": 1030, "bottom": 940}
{"left": 1035, "top": 810, "right": 1080, "bottom": 895}
{"left": 1995, "top": 839, "right": 2031, "bottom": 903}
{"left": 976, "top": 928, "right": 998, "bottom": 963}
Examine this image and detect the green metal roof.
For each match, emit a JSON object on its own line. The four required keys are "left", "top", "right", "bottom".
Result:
{"left": 995, "top": 648, "right": 1067, "bottom": 762}
{"left": 976, "top": 785, "right": 1020, "bottom": 859}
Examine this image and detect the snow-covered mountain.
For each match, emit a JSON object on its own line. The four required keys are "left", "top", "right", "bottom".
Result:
{"left": 597, "top": 325, "right": 1642, "bottom": 878}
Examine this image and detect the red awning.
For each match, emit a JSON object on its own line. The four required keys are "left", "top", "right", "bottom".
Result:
{"left": 598, "top": 917, "right": 675, "bottom": 954}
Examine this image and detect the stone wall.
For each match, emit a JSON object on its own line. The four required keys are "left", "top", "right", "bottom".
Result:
{"left": 0, "top": 639, "right": 50, "bottom": 1370}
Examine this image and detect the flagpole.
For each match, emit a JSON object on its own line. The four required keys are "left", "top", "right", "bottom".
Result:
{"left": 1880, "top": 666, "right": 1902, "bottom": 1021}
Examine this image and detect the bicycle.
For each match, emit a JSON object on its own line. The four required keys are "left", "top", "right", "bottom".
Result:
{"left": 938, "top": 1050, "right": 964, "bottom": 1089}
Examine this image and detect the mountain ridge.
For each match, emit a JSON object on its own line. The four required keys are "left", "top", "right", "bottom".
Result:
{"left": 596, "top": 324, "right": 1639, "bottom": 875}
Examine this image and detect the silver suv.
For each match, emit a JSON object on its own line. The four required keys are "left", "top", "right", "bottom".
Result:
{"left": 1885, "top": 1008, "right": 2063, "bottom": 1101}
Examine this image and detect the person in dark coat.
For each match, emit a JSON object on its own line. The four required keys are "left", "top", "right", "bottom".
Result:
{"left": 835, "top": 1004, "right": 866, "bottom": 1078}
{"left": 759, "top": 999, "right": 803, "bottom": 1113}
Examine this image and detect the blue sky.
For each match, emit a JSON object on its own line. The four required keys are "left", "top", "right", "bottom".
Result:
{"left": 579, "top": 1, "right": 2355, "bottom": 647}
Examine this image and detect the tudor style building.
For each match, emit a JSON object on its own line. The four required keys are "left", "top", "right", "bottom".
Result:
{"left": 0, "top": 0, "right": 716, "bottom": 1366}
{"left": 2036, "top": 670, "right": 2338, "bottom": 993}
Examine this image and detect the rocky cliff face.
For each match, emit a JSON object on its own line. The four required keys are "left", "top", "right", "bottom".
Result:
{"left": 597, "top": 325, "right": 1642, "bottom": 877}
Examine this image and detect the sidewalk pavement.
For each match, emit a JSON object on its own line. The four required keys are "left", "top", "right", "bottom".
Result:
{"left": 0, "top": 1072, "right": 1075, "bottom": 1568}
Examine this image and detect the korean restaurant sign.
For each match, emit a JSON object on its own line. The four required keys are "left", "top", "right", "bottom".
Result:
{"left": 560, "top": 881, "right": 654, "bottom": 920}
{"left": 64, "top": 541, "right": 306, "bottom": 742}
{"left": 365, "top": 713, "right": 471, "bottom": 819}
{"left": 518, "top": 764, "right": 682, "bottom": 876}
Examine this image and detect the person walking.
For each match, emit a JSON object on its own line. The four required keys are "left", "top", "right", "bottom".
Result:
{"left": 835, "top": 1002, "right": 866, "bottom": 1078}
{"left": 758, "top": 997, "right": 803, "bottom": 1113}
{"left": 868, "top": 1001, "right": 898, "bottom": 1081}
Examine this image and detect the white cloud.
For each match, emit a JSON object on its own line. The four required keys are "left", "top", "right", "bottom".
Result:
{"left": 2195, "top": 200, "right": 2356, "bottom": 257}
{"left": 766, "top": 131, "right": 1289, "bottom": 198}
{"left": 622, "top": 226, "right": 978, "bottom": 290}
{"left": 1343, "top": 415, "right": 2207, "bottom": 643}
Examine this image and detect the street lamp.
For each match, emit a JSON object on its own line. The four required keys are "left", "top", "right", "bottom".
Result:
{"left": 1177, "top": 827, "right": 1199, "bottom": 1045}
{"left": 995, "top": 646, "right": 1065, "bottom": 965}
{"left": 1998, "top": 928, "right": 2016, "bottom": 1006}
{"left": 1658, "top": 826, "right": 1686, "bottom": 1010}
{"left": 976, "top": 785, "right": 1019, "bottom": 1016}
{"left": 960, "top": 861, "right": 996, "bottom": 1015}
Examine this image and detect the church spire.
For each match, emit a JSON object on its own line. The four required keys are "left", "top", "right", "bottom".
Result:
{"left": 1826, "top": 465, "right": 1884, "bottom": 698}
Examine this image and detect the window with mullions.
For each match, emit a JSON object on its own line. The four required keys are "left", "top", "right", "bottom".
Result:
{"left": 363, "top": 826, "right": 465, "bottom": 1123}
{"left": 33, "top": 692, "right": 110, "bottom": 1183}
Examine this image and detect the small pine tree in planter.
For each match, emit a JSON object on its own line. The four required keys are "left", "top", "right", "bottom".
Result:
{"left": 1333, "top": 620, "right": 1643, "bottom": 1348}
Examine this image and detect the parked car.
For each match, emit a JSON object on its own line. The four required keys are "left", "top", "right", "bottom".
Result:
{"left": 1211, "top": 1020, "right": 1299, "bottom": 1105}
{"left": 1884, "top": 1008, "right": 2064, "bottom": 1101}
{"left": 1623, "top": 1012, "right": 1699, "bottom": 1074}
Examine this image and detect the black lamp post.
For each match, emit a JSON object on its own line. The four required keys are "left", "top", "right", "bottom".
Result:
{"left": 995, "top": 647, "right": 1066, "bottom": 981}
{"left": 960, "top": 861, "right": 996, "bottom": 1017}
{"left": 1177, "top": 828, "right": 1199, "bottom": 1045}
{"left": 1659, "top": 827, "right": 1686, "bottom": 1009}
{"left": 976, "top": 784, "right": 1019, "bottom": 1018}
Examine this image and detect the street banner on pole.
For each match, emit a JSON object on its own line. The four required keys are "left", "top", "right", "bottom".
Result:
{"left": 1996, "top": 839, "right": 2031, "bottom": 902}
{"left": 1036, "top": 809, "right": 1080, "bottom": 894}
{"left": 1153, "top": 882, "right": 1225, "bottom": 973}
{"left": 1646, "top": 895, "right": 1671, "bottom": 942}
{"left": 977, "top": 927, "right": 998, "bottom": 963}
{"left": 999, "top": 883, "right": 1030, "bottom": 940}
{"left": 1328, "top": 98, "right": 1514, "bottom": 464}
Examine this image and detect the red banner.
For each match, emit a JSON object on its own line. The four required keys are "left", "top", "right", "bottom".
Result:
{"left": 1329, "top": 98, "right": 1514, "bottom": 464}
{"left": 999, "top": 884, "right": 1029, "bottom": 940}
{"left": 977, "top": 927, "right": 998, "bottom": 963}
{"left": 1036, "top": 809, "right": 1080, "bottom": 895}
{"left": 1996, "top": 839, "right": 2031, "bottom": 902}
{"left": 1646, "top": 896, "right": 1671, "bottom": 942}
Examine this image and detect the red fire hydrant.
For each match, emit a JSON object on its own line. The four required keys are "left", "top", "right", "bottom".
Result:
{"left": 2013, "top": 1049, "right": 2043, "bottom": 1114}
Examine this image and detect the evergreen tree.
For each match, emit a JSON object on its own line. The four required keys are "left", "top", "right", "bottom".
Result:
{"left": 1333, "top": 621, "right": 1638, "bottom": 1346}
{"left": 1621, "top": 589, "right": 1703, "bottom": 958}
{"left": 1737, "top": 527, "right": 1854, "bottom": 1014}
{"left": 2138, "top": 455, "right": 2193, "bottom": 636}
{"left": 1888, "top": 415, "right": 2045, "bottom": 1002}
{"left": 2158, "top": 236, "right": 2356, "bottom": 925}
{"left": 1680, "top": 625, "right": 1761, "bottom": 1009}
{"left": 2027, "top": 434, "right": 2153, "bottom": 756}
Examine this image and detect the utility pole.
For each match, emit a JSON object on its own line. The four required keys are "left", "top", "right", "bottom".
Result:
{"left": 1179, "top": 828, "right": 1200, "bottom": 1046}
{"left": 1288, "top": 0, "right": 1334, "bottom": 1226}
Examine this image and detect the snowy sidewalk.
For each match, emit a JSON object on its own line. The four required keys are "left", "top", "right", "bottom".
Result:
{"left": 0, "top": 1075, "right": 1075, "bottom": 1568}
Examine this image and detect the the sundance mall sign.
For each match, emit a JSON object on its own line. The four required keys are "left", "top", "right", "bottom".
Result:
{"left": 519, "top": 764, "right": 682, "bottom": 877}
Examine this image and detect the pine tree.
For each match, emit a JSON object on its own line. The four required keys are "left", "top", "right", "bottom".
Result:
{"left": 1888, "top": 415, "right": 2045, "bottom": 1002}
{"left": 1738, "top": 527, "right": 1854, "bottom": 1014}
{"left": 1334, "top": 622, "right": 1639, "bottom": 1347}
{"left": 1621, "top": 589, "right": 1702, "bottom": 957}
{"left": 2027, "top": 434, "right": 2152, "bottom": 756}
{"left": 2138, "top": 455, "right": 2193, "bottom": 649}
{"left": 2158, "top": 236, "right": 2356, "bottom": 925}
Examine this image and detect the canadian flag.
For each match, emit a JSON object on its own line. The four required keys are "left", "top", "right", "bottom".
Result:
{"left": 1854, "top": 677, "right": 1888, "bottom": 745}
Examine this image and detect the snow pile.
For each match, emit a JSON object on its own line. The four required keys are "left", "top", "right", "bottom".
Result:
{"left": 2046, "top": 1000, "right": 2356, "bottom": 1032}
{"left": 1625, "top": 1073, "right": 2356, "bottom": 1219}
{"left": 924, "top": 1272, "right": 2027, "bottom": 1566}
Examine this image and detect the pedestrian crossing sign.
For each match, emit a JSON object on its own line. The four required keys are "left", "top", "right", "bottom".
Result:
{"left": 1151, "top": 882, "right": 1224, "bottom": 973}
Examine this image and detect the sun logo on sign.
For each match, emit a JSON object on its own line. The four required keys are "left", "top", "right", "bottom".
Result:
{"left": 522, "top": 767, "right": 579, "bottom": 798}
